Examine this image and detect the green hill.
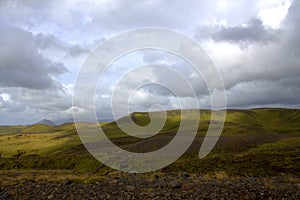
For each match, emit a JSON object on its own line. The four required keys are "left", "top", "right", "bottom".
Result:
{"left": 0, "top": 108, "right": 299, "bottom": 176}
{"left": 101, "top": 108, "right": 300, "bottom": 137}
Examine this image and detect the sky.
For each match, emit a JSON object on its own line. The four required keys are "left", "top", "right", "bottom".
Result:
{"left": 0, "top": 0, "right": 299, "bottom": 125}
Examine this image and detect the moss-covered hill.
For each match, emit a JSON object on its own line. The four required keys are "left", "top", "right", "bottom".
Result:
{"left": 0, "top": 108, "right": 299, "bottom": 176}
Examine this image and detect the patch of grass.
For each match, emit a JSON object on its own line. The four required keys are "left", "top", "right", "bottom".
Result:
{"left": 166, "top": 137, "right": 300, "bottom": 177}
{"left": 0, "top": 132, "right": 81, "bottom": 157}
{"left": 0, "top": 126, "right": 24, "bottom": 135}
{"left": 0, "top": 108, "right": 299, "bottom": 177}
{"left": 22, "top": 124, "right": 57, "bottom": 133}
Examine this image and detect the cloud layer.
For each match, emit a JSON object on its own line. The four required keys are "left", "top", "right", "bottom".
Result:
{"left": 0, "top": 0, "right": 299, "bottom": 125}
{"left": 0, "top": 25, "right": 67, "bottom": 89}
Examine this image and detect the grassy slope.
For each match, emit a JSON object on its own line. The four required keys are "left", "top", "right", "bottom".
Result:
{"left": 0, "top": 108, "right": 299, "bottom": 176}
{"left": 108, "top": 108, "right": 300, "bottom": 137}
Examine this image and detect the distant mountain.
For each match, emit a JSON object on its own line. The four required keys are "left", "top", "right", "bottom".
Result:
{"left": 48, "top": 117, "right": 112, "bottom": 125}
{"left": 54, "top": 117, "right": 74, "bottom": 125}
{"left": 98, "top": 118, "right": 114, "bottom": 122}
{"left": 35, "top": 119, "right": 56, "bottom": 126}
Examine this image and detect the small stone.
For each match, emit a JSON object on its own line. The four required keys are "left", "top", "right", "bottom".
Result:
{"left": 110, "top": 179, "right": 118, "bottom": 184}
{"left": 126, "top": 185, "right": 135, "bottom": 192}
{"left": 119, "top": 177, "right": 128, "bottom": 182}
{"left": 182, "top": 172, "right": 190, "bottom": 178}
{"left": 47, "top": 194, "right": 54, "bottom": 199}
{"left": 62, "top": 193, "right": 68, "bottom": 199}
{"left": 0, "top": 192, "right": 10, "bottom": 199}
{"left": 64, "top": 179, "right": 73, "bottom": 185}
{"left": 155, "top": 180, "right": 166, "bottom": 188}
{"left": 169, "top": 180, "right": 182, "bottom": 189}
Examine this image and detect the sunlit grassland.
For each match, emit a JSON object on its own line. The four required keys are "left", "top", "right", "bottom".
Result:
{"left": 0, "top": 108, "right": 299, "bottom": 177}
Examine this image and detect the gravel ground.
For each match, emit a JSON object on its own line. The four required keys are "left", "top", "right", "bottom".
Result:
{"left": 1, "top": 173, "right": 299, "bottom": 200}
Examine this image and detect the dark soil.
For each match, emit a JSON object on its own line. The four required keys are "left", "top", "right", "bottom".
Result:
{"left": 1, "top": 172, "right": 299, "bottom": 200}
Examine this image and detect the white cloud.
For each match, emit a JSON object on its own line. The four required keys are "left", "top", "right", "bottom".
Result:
{"left": 0, "top": 93, "right": 11, "bottom": 102}
{"left": 258, "top": 0, "right": 291, "bottom": 29}
{"left": 0, "top": 0, "right": 299, "bottom": 124}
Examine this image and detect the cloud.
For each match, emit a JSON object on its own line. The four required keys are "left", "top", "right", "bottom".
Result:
{"left": 107, "top": 53, "right": 209, "bottom": 99}
{"left": 0, "top": 0, "right": 299, "bottom": 125}
{"left": 0, "top": 25, "right": 68, "bottom": 89}
{"left": 0, "top": 84, "right": 74, "bottom": 125}
{"left": 212, "top": 18, "right": 280, "bottom": 44}
{"left": 223, "top": 1, "right": 300, "bottom": 87}
{"left": 196, "top": 18, "right": 280, "bottom": 47}
{"left": 0, "top": 0, "right": 261, "bottom": 43}
{"left": 196, "top": 1, "right": 300, "bottom": 108}
{"left": 226, "top": 77, "right": 300, "bottom": 107}
{"left": 34, "top": 33, "right": 89, "bottom": 56}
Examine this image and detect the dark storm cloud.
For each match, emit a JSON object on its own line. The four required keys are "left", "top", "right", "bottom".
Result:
{"left": 226, "top": 76, "right": 300, "bottom": 107}
{"left": 282, "top": 0, "right": 300, "bottom": 56}
{"left": 0, "top": 25, "right": 68, "bottom": 89}
{"left": 196, "top": 18, "right": 280, "bottom": 45}
{"left": 1, "top": 0, "right": 299, "bottom": 125}
{"left": 212, "top": 18, "right": 279, "bottom": 44}
{"left": 191, "top": 1, "right": 300, "bottom": 108}
{"left": 34, "top": 33, "right": 89, "bottom": 56}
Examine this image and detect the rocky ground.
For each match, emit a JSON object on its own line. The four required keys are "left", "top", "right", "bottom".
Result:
{"left": 1, "top": 172, "right": 299, "bottom": 199}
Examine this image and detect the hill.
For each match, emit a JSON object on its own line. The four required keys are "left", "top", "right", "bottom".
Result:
{"left": 35, "top": 119, "right": 56, "bottom": 126}
{"left": 0, "top": 108, "right": 299, "bottom": 177}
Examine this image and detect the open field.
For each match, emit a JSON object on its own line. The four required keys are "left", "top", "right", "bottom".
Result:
{"left": 0, "top": 108, "right": 299, "bottom": 199}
